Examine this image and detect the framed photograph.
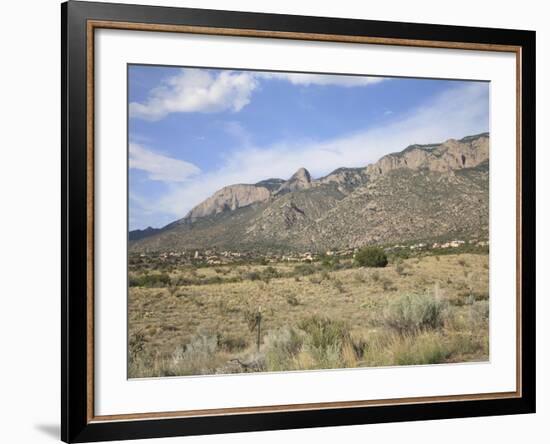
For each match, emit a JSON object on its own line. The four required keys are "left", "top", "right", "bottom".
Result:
{"left": 61, "top": 1, "right": 536, "bottom": 442}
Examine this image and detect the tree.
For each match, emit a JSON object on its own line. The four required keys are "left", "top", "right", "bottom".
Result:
{"left": 354, "top": 246, "right": 388, "bottom": 268}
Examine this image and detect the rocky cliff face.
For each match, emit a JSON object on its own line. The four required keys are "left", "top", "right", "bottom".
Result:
{"left": 185, "top": 184, "right": 272, "bottom": 221}
{"left": 183, "top": 168, "right": 315, "bottom": 222}
{"left": 366, "top": 133, "right": 489, "bottom": 176}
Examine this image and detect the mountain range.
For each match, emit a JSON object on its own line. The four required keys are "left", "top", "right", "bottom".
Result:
{"left": 129, "top": 132, "right": 489, "bottom": 253}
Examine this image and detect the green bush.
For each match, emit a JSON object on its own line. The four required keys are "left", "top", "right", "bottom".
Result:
{"left": 321, "top": 255, "right": 340, "bottom": 269}
{"left": 262, "top": 266, "right": 280, "bottom": 281}
{"left": 293, "top": 263, "right": 317, "bottom": 276}
{"left": 264, "top": 318, "right": 358, "bottom": 372}
{"left": 129, "top": 272, "right": 171, "bottom": 287}
{"left": 354, "top": 247, "right": 388, "bottom": 268}
{"left": 298, "top": 316, "right": 351, "bottom": 352}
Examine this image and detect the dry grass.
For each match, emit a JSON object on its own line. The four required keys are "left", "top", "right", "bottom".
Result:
{"left": 128, "top": 253, "right": 489, "bottom": 378}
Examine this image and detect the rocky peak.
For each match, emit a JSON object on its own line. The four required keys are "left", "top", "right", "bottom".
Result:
{"left": 365, "top": 133, "right": 489, "bottom": 176}
{"left": 185, "top": 183, "right": 271, "bottom": 221}
{"left": 275, "top": 167, "right": 312, "bottom": 195}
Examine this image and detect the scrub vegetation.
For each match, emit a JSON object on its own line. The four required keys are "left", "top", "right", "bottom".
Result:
{"left": 128, "top": 251, "right": 489, "bottom": 378}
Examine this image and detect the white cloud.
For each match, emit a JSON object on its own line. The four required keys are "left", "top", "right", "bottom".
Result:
{"left": 130, "top": 69, "right": 385, "bottom": 121}
{"left": 129, "top": 69, "right": 258, "bottom": 121}
{"left": 222, "top": 121, "right": 252, "bottom": 147}
{"left": 129, "top": 143, "right": 201, "bottom": 182}
{"left": 136, "top": 81, "right": 488, "bottom": 227}
{"left": 257, "top": 72, "right": 385, "bottom": 87}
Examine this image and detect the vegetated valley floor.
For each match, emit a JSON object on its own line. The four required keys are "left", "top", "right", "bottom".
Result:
{"left": 128, "top": 249, "right": 489, "bottom": 378}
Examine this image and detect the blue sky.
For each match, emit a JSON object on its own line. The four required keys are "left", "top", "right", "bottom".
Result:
{"left": 129, "top": 65, "right": 489, "bottom": 230}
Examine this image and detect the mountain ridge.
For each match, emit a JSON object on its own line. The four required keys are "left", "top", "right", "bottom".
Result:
{"left": 130, "top": 132, "right": 489, "bottom": 252}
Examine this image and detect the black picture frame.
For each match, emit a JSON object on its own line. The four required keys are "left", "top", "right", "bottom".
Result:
{"left": 61, "top": 1, "right": 536, "bottom": 442}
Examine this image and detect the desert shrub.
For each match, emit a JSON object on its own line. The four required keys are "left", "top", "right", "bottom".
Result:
{"left": 264, "top": 327, "right": 304, "bottom": 371}
{"left": 392, "top": 332, "right": 451, "bottom": 365}
{"left": 306, "top": 342, "right": 343, "bottom": 369}
{"left": 308, "top": 275, "right": 323, "bottom": 285}
{"left": 359, "top": 329, "right": 394, "bottom": 366}
{"left": 128, "top": 330, "right": 146, "bottom": 360}
{"left": 217, "top": 334, "right": 248, "bottom": 352}
{"left": 299, "top": 317, "right": 357, "bottom": 369}
{"left": 447, "top": 331, "right": 488, "bottom": 358}
{"left": 294, "top": 263, "right": 316, "bottom": 276}
{"left": 448, "top": 293, "right": 468, "bottom": 307}
{"left": 381, "top": 277, "right": 397, "bottom": 291}
{"left": 298, "top": 317, "right": 352, "bottom": 352}
{"left": 202, "top": 275, "right": 224, "bottom": 285}
{"left": 227, "top": 275, "right": 243, "bottom": 284}
{"left": 383, "top": 293, "right": 447, "bottom": 335}
{"left": 390, "top": 249, "right": 411, "bottom": 261}
{"left": 167, "top": 284, "right": 178, "bottom": 297}
{"left": 392, "top": 329, "right": 487, "bottom": 366}
{"left": 453, "top": 290, "right": 489, "bottom": 307}
{"left": 332, "top": 279, "right": 346, "bottom": 293}
{"left": 469, "top": 300, "right": 489, "bottom": 327}
{"left": 361, "top": 330, "right": 451, "bottom": 367}
{"left": 321, "top": 255, "right": 340, "bottom": 269}
{"left": 171, "top": 333, "right": 220, "bottom": 375}
{"left": 395, "top": 262, "right": 407, "bottom": 276}
{"left": 286, "top": 294, "right": 300, "bottom": 306}
{"left": 355, "top": 247, "right": 388, "bottom": 268}
{"left": 128, "top": 350, "right": 169, "bottom": 378}
{"left": 245, "top": 271, "right": 261, "bottom": 281}
{"left": 145, "top": 325, "right": 158, "bottom": 336}
{"left": 327, "top": 259, "right": 352, "bottom": 271}
{"left": 188, "top": 293, "right": 205, "bottom": 307}
{"left": 473, "top": 291, "right": 490, "bottom": 302}
{"left": 264, "top": 318, "right": 358, "bottom": 371}
{"left": 261, "top": 266, "right": 280, "bottom": 281}
{"left": 129, "top": 272, "right": 171, "bottom": 287}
